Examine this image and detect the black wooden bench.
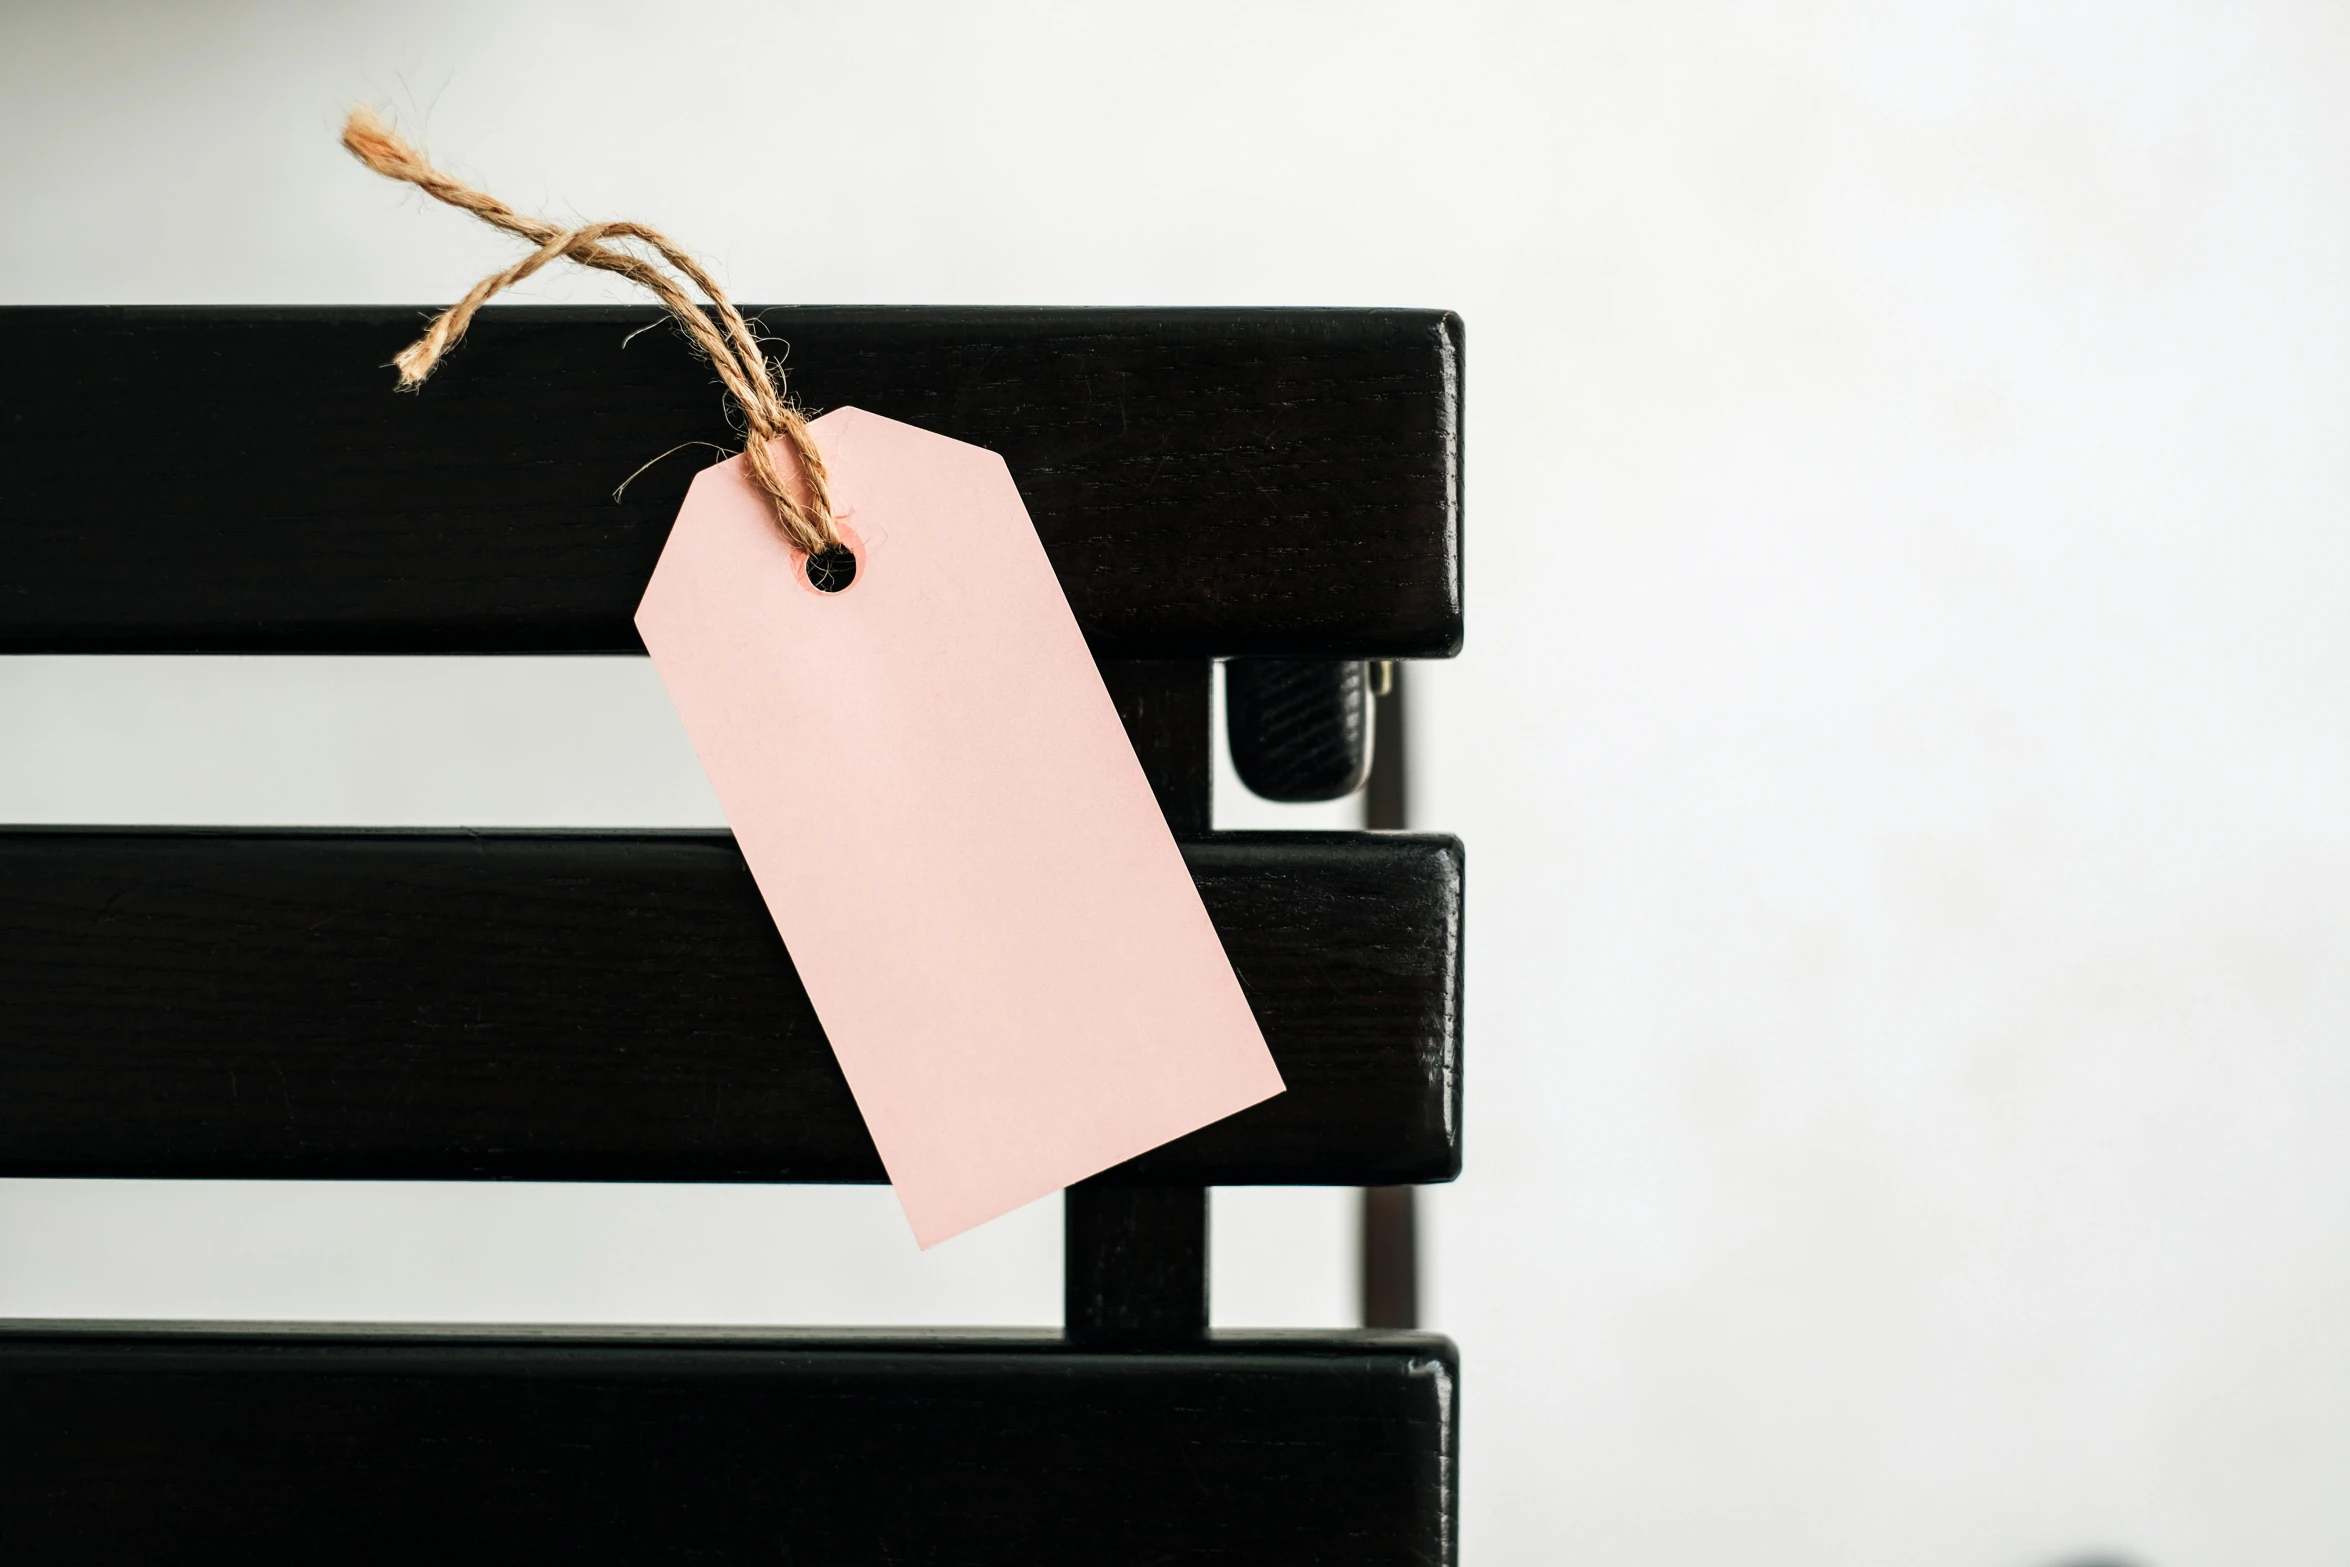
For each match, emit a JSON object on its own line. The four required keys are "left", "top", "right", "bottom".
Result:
{"left": 0, "top": 305, "right": 1465, "bottom": 1564}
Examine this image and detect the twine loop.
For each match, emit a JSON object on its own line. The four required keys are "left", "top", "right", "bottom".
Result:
{"left": 341, "top": 107, "right": 836, "bottom": 556}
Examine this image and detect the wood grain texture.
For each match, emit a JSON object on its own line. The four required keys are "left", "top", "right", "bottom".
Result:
{"left": 0, "top": 306, "right": 1463, "bottom": 657}
{"left": 0, "top": 1323, "right": 1457, "bottom": 1566}
{"left": 0, "top": 829, "right": 1462, "bottom": 1185}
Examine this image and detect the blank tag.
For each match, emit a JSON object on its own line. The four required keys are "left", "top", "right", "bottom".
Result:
{"left": 636, "top": 409, "right": 1284, "bottom": 1245}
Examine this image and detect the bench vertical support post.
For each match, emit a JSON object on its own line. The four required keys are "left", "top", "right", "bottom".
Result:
{"left": 1070, "top": 661, "right": 1214, "bottom": 1343}
{"left": 1064, "top": 1183, "right": 1208, "bottom": 1343}
{"left": 1363, "top": 662, "right": 1422, "bottom": 1327}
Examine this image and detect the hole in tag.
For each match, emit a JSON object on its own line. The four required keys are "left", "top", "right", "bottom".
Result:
{"left": 805, "top": 544, "right": 857, "bottom": 593}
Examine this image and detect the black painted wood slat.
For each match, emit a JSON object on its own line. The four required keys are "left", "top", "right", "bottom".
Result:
{"left": 0, "top": 829, "right": 1462, "bottom": 1186}
{"left": 0, "top": 305, "right": 1463, "bottom": 658}
{"left": 0, "top": 1324, "right": 1457, "bottom": 1566}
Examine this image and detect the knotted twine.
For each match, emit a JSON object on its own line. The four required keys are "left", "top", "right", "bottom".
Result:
{"left": 340, "top": 107, "right": 837, "bottom": 557}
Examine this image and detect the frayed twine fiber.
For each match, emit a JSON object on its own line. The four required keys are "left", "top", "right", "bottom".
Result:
{"left": 341, "top": 106, "right": 835, "bottom": 555}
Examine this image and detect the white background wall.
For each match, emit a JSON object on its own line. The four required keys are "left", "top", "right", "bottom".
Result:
{"left": 4, "top": 3, "right": 2348, "bottom": 1563}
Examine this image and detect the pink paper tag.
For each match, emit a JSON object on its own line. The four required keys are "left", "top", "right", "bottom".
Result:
{"left": 636, "top": 408, "right": 1284, "bottom": 1246}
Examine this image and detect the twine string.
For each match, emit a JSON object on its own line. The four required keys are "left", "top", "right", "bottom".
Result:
{"left": 340, "top": 106, "right": 836, "bottom": 556}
